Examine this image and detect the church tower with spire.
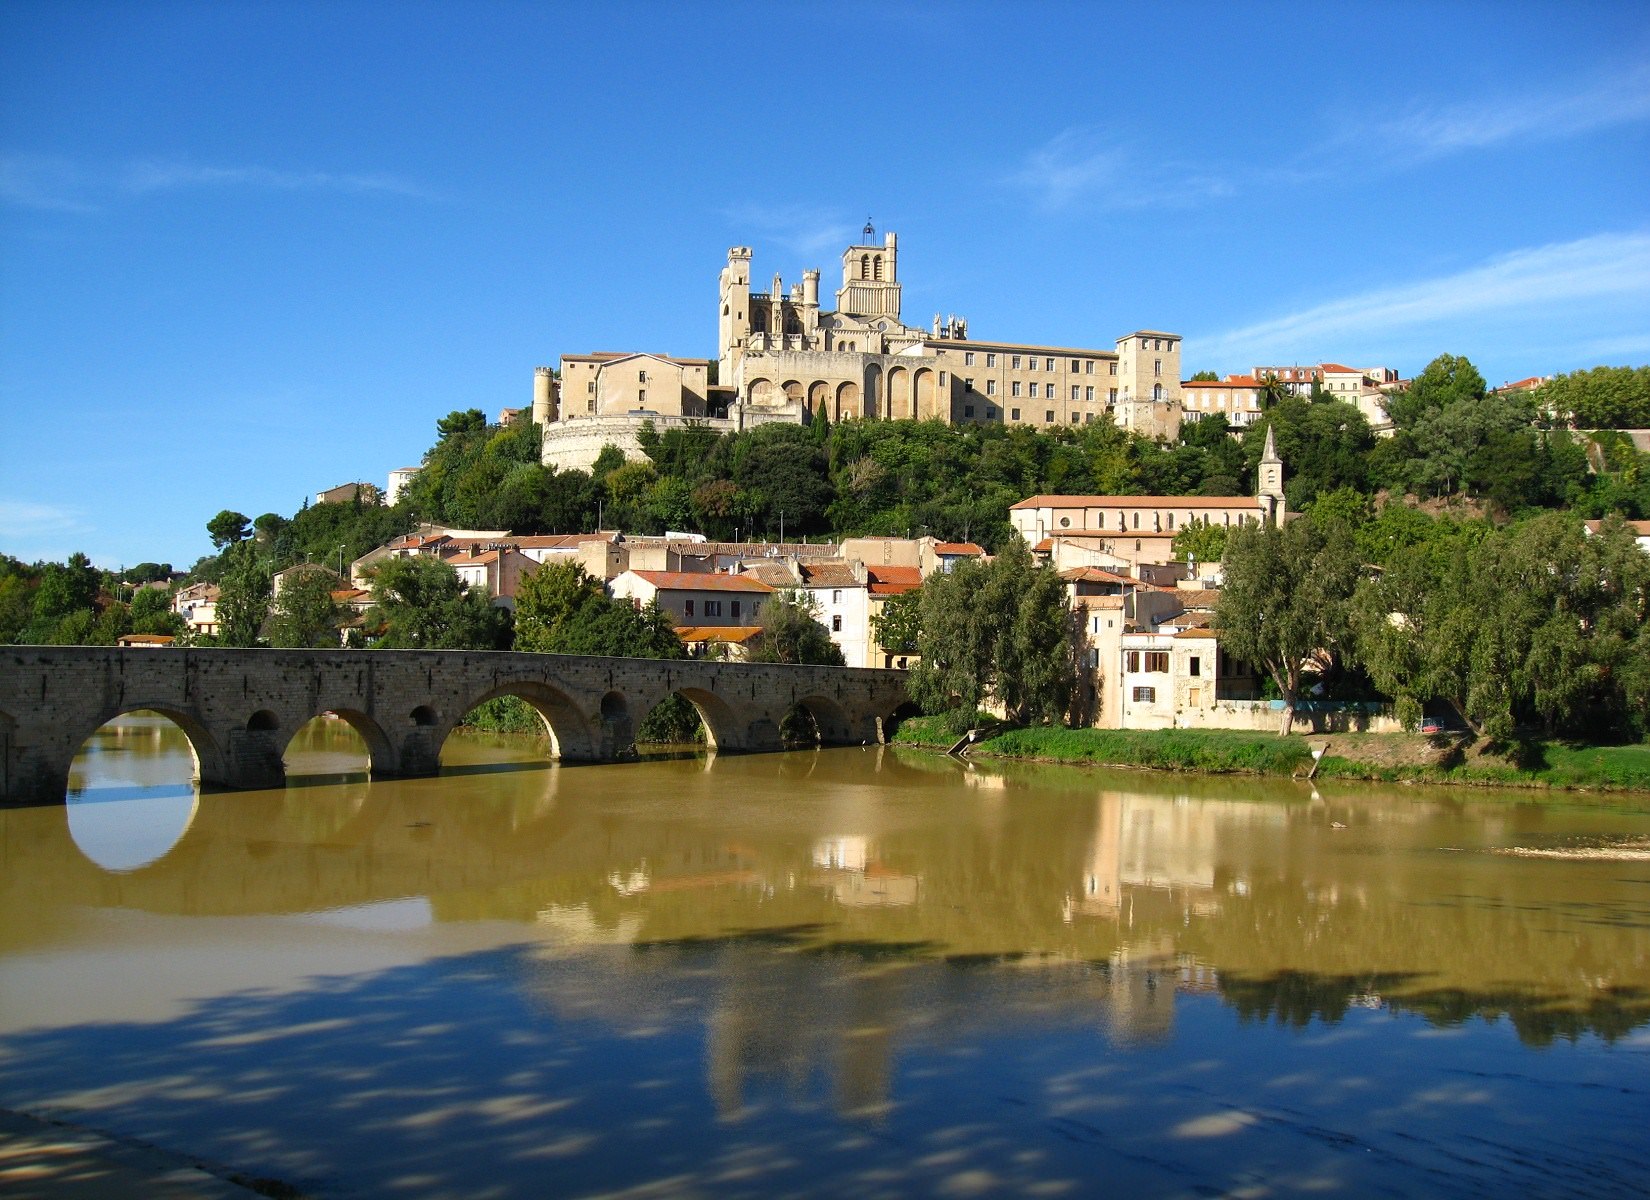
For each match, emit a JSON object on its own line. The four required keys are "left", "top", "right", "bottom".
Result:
{"left": 1257, "top": 425, "right": 1286, "bottom": 525}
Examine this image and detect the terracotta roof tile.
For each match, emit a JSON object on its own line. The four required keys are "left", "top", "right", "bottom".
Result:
{"left": 674, "top": 625, "right": 763, "bottom": 643}
{"left": 631, "top": 570, "right": 774, "bottom": 592}
{"left": 799, "top": 562, "right": 860, "bottom": 587}
{"left": 1011, "top": 495, "right": 1260, "bottom": 510}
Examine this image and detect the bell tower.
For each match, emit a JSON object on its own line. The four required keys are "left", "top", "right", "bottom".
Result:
{"left": 1258, "top": 425, "right": 1286, "bottom": 525}
{"left": 836, "top": 220, "right": 902, "bottom": 321}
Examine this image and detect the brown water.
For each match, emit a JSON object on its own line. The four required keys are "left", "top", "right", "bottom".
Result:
{"left": 1, "top": 712, "right": 1648, "bottom": 1198}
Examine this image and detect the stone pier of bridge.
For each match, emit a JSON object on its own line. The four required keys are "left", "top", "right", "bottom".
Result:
{"left": 0, "top": 647, "right": 911, "bottom": 804}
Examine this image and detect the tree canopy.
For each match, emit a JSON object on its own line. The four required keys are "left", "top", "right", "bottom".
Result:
{"left": 1215, "top": 516, "right": 1361, "bottom": 733}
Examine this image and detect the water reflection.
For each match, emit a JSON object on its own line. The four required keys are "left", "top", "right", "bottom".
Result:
{"left": 3, "top": 723, "right": 1649, "bottom": 1196}
{"left": 65, "top": 712, "right": 198, "bottom": 871}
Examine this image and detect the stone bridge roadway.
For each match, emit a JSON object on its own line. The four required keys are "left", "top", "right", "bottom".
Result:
{"left": 0, "top": 647, "right": 911, "bottom": 803}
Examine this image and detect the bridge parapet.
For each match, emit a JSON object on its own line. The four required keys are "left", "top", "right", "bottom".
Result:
{"left": 0, "top": 647, "right": 910, "bottom": 804}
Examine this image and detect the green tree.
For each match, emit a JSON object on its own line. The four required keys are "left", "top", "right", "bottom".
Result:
{"left": 206, "top": 510, "right": 251, "bottom": 550}
{"left": 367, "top": 555, "right": 510, "bottom": 649}
{"left": 128, "top": 585, "right": 185, "bottom": 637}
{"left": 909, "top": 539, "right": 1071, "bottom": 724}
{"left": 216, "top": 540, "right": 272, "bottom": 647}
{"left": 1536, "top": 366, "right": 1650, "bottom": 430}
{"left": 1387, "top": 353, "right": 1487, "bottom": 431}
{"left": 870, "top": 588, "right": 921, "bottom": 657}
{"left": 1171, "top": 517, "right": 1228, "bottom": 569}
{"left": 26, "top": 552, "right": 101, "bottom": 642}
{"left": 1215, "top": 516, "right": 1361, "bottom": 734}
{"left": 749, "top": 591, "right": 845, "bottom": 666}
{"left": 513, "top": 561, "right": 683, "bottom": 659}
{"left": 268, "top": 567, "right": 345, "bottom": 648}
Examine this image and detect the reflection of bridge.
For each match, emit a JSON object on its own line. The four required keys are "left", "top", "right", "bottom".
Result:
{"left": 0, "top": 648, "right": 909, "bottom": 802}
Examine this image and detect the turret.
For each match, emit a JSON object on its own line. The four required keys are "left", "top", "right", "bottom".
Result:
{"left": 532, "top": 366, "right": 557, "bottom": 425}
{"left": 719, "top": 246, "right": 754, "bottom": 379}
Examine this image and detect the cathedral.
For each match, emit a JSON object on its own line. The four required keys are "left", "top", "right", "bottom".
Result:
{"left": 536, "top": 224, "right": 1184, "bottom": 471}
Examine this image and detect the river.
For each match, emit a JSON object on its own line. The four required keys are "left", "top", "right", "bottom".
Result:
{"left": 1, "top": 712, "right": 1647, "bottom": 1198}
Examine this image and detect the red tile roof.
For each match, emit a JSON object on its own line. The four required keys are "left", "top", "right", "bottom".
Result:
{"left": 866, "top": 565, "right": 921, "bottom": 595}
{"left": 1012, "top": 495, "right": 1260, "bottom": 510}
{"left": 933, "top": 542, "right": 984, "bottom": 556}
{"left": 674, "top": 625, "right": 763, "bottom": 643}
{"left": 631, "top": 571, "right": 774, "bottom": 592}
{"left": 1059, "top": 566, "right": 1143, "bottom": 586}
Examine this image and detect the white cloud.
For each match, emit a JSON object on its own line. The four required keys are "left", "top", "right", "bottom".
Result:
{"left": 0, "top": 155, "right": 434, "bottom": 211}
{"left": 0, "top": 499, "right": 88, "bottom": 537}
{"left": 1366, "top": 64, "right": 1650, "bottom": 161}
{"left": 0, "top": 156, "right": 99, "bottom": 212}
{"left": 1195, "top": 231, "right": 1650, "bottom": 367}
{"left": 1004, "top": 129, "right": 1233, "bottom": 213}
{"left": 119, "top": 161, "right": 434, "bottom": 200}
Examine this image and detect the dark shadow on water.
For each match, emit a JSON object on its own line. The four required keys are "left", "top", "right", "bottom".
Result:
{"left": 280, "top": 771, "right": 370, "bottom": 791}
{"left": 1218, "top": 967, "right": 1650, "bottom": 1046}
{"left": 435, "top": 759, "right": 556, "bottom": 778}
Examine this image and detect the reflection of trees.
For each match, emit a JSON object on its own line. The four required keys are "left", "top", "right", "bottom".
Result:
{"left": 1218, "top": 969, "right": 1650, "bottom": 1046}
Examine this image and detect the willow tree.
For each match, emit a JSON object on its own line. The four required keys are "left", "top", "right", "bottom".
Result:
{"left": 1215, "top": 516, "right": 1360, "bottom": 734}
{"left": 909, "top": 538, "right": 1071, "bottom": 725}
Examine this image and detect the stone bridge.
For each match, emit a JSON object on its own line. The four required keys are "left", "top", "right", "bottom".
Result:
{"left": 0, "top": 647, "right": 912, "bottom": 803}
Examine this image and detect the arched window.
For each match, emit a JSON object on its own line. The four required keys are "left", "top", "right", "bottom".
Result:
{"left": 861, "top": 254, "right": 870, "bottom": 279}
{"left": 874, "top": 256, "right": 883, "bottom": 281}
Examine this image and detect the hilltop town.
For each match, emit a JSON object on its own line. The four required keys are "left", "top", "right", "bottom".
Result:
{"left": 4, "top": 230, "right": 1648, "bottom": 746}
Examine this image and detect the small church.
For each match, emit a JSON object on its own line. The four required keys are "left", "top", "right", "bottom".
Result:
{"left": 1008, "top": 426, "right": 1288, "bottom": 573}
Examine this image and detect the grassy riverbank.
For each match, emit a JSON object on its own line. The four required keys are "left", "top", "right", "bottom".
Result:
{"left": 892, "top": 715, "right": 1650, "bottom": 792}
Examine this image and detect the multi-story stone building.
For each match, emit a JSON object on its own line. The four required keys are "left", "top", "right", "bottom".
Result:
{"left": 537, "top": 225, "right": 1183, "bottom": 470}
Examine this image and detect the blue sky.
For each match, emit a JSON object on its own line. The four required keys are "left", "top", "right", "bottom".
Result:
{"left": 3, "top": 0, "right": 1647, "bottom": 569}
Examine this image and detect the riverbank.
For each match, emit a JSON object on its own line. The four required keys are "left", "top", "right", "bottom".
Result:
{"left": 892, "top": 716, "right": 1650, "bottom": 792}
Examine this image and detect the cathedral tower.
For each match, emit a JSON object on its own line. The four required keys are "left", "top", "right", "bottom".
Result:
{"left": 836, "top": 222, "right": 902, "bottom": 321}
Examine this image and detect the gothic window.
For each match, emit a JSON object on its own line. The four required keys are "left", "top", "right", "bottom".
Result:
{"left": 874, "top": 257, "right": 883, "bottom": 280}
{"left": 861, "top": 254, "right": 870, "bottom": 279}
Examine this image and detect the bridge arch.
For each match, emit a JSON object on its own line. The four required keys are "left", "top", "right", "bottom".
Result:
{"left": 447, "top": 680, "right": 599, "bottom": 763}
{"left": 785, "top": 693, "right": 857, "bottom": 745}
{"left": 281, "top": 709, "right": 394, "bottom": 778}
{"left": 657, "top": 686, "right": 743, "bottom": 753}
{"left": 71, "top": 704, "right": 224, "bottom": 790}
